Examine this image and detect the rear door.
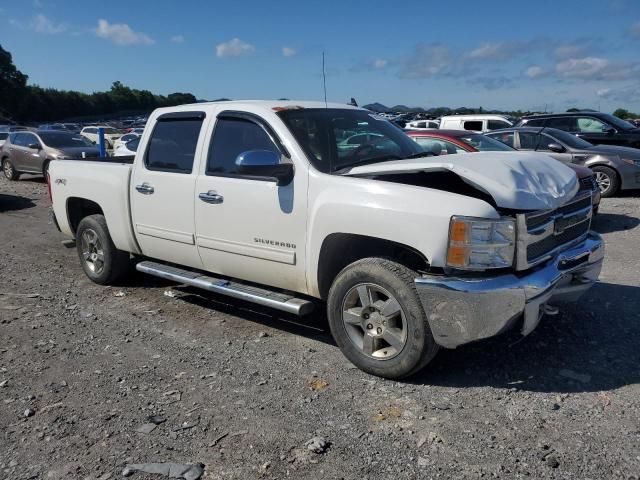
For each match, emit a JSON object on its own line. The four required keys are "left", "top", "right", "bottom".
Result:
{"left": 7, "top": 133, "right": 26, "bottom": 169}
{"left": 194, "top": 111, "right": 308, "bottom": 293}
{"left": 130, "top": 111, "right": 207, "bottom": 270}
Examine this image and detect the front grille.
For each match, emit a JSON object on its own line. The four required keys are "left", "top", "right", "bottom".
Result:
{"left": 526, "top": 221, "right": 589, "bottom": 261}
{"left": 516, "top": 193, "right": 592, "bottom": 270}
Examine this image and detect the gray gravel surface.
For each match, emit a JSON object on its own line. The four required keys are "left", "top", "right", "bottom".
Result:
{"left": 1, "top": 176, "right": 639, "bottom": 479}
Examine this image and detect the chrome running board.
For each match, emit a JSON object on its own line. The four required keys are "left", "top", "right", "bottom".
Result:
{"left": 136, "top": 261, "right": 314, "bottom": 316}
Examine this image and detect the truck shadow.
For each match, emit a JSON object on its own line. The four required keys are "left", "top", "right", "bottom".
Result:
{"left": 591, "top": 212, "right": 639, "bottom": 234}
{"left": 411, "top": 281, "right": 640, "bottom": 393}
{"left": 0, "top": 193, "right": 36, "bottom": 213}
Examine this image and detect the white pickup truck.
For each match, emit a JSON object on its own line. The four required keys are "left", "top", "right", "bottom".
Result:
{"left": 49, "top": 101, "right": 604, "bottom": 379}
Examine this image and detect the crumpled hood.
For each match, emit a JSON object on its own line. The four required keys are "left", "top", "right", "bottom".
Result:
{"left": 345, "top": 151, "right": 579, "bottom": 210}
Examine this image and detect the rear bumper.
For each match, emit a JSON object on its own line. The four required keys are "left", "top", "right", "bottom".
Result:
{"left": 415, "top": 231, "right": 604, "bottom": 348}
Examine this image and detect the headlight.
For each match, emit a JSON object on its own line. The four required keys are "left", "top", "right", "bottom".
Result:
{"left": 446, "top": 216, "right": 515, "bottom": 270}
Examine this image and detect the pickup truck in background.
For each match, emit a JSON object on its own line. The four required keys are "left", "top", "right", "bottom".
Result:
{"left": 48, "top": 101, "right": 604, "bottom": 379}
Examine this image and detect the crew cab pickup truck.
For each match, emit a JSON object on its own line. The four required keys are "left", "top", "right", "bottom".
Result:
{"left": 49, "top": 101, "right": 604, "bottom": 379}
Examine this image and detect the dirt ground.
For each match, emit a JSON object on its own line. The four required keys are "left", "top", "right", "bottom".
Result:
{"left": 1, "top": 175, "right": 639, "bottom": 480}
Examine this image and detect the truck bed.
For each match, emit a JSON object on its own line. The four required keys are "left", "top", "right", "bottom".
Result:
{"left": 49, "top": 159, "right": 141, "bottom": 254}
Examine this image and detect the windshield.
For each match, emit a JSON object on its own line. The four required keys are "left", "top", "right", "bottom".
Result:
{"left": 277, "top": 108, "right": 426, "bottom": 173}
{"left": 39, "top": 132, "right": 94, "bottom": 148}
{"left": 457, "top": 134, "right": 514, "bottom": 151}
{"left": 547, "top": 129, "right": 593, "bottom": 149}
{"left": 599, "top": 113, "right": 636, "bottom": 131}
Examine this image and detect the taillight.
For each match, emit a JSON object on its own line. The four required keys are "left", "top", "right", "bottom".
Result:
{"left": 46, "top": 172, "right": 52, "bottom": 202}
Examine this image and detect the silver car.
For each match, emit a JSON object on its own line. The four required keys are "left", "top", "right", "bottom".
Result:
{"left": 487, "top": 127, "right": 640, "bottom": 197}
{"left": 1, "top": 130, "right": 99, "bottom": 180}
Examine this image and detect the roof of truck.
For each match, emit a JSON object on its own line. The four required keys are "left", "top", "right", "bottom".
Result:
{"left": 181, "top": 100, "right": 361, "bottom": 110}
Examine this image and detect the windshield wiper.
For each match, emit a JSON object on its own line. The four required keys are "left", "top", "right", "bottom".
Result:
{"left": 334, "top": 154, "right": 403, "bottom": 173}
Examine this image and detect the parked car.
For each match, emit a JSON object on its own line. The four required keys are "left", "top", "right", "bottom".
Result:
{"left": 38, "top": 123, "right": 67, "bottom": 131}
{"left": 406, "top": 130, "right": 600, "bottom": 210}
{"left": 438, "top": 114, "right": 513, "bottom": 133}
{"left": 2, "top": 130, "right": 99, "bottom": 180}
{"left": 112, "top": 133, "right": 140, "bottom": 152}
{"left": 514, "top": 112, "right": 640, "bottom": 149}
{"left": 48, "top": 101, "right": 604, "bottom": 379}
{"left": 486, "top": 127, "right": 640, "bottom": 197}
{"left": 113, "top": 136, "right": 140, "bottom": 157}
{"left": 80, "top": 126, "right": 123, "bottom": 149}
{"left": 405, "top": 120, "right": 440, "bottom": 130}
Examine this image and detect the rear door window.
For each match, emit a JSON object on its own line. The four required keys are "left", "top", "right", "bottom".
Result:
{"left": 518, "top": 132, "right": 541, "bottom": 150}
{"left": 145, "top": 117, "right": 204, "bottom": 173}
{"left": 462, "top": 120, "right": 483, "bottom": 131}
{"left": 487, "top": 119, "right": 510, "bottom": 130}
{"left": 546, "top": 117, "right": 577, "bottom": 131}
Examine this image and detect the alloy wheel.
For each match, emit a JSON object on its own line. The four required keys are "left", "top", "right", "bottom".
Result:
{"left": 80, "top": 228, "right": 105, "bottom": 275}
{"left": 341, "top": 283, "right": 408, "bottom": 359}
{"left": 595, "top": 171, "right": 611, "bottom": 194}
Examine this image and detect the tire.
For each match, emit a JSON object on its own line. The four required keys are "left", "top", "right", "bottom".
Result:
{"left": 2, "top": 158, "right": 19, "bottom": 181}
{"left": 76, "top": 214, "right": 130, "bottom": 285}
{"left": 327, "top": 258, "right": 439, "bottom": 379}
{"left": 592, "top": 166, "right": 619, "bottom": 197}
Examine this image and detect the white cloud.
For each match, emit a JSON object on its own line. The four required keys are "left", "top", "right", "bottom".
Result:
{"left": 373, "top": 58, "right": 387, "bottom": 69}
{"left": 10, "top": 14, "right": 66, "bottom": 34}
{"left": 216, "top": 38, "right": 255, "bottom": 58}
{"left": 170, "top": 34, "right": 184, "bottom": 43}
{"left": 282, "top": 46, "right": 297, "bottom": 57}
{"left": 467, "top": 42, "right": 513, "bottom": 60}
{"left": 31, "top": 14, "right": 66, "bottom": 34}
{"left": 524, "top": 65, "right": 546, "bottom": 79}
{"left": 95, "top": 19, "right": 154, "bottom": 46}
{"left": 555, "top": 56, "right": 609, "bottom": 78}
{"left": 596, "top": 88, "right": 611, "bottom": 97}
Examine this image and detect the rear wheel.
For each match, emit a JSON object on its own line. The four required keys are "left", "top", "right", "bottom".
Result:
{"left": 76, "top": 214, "right": 130, "bottom": 285}
{"left": 327, "top": 258, "right": 439, "bottom": 379}
{"left": 592, "top": 166, "right": 619, "bottom": 197}
{"left": 2, "top": 158, "right": 19, "bottom": 181}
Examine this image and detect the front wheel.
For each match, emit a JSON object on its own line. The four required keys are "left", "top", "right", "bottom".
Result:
{"left": 76, "top": 214, "right": 130, "bottom": 285}
{"left": 327, "top": 258, "right": 439, "bottom": 379}
{"left": 592, "top": 166, "right": 619, "bottom": 197}
{"left": 2, "top": 158, "right": 19, "bottom": 181}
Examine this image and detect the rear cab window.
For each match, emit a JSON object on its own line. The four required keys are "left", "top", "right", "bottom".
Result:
{"left": 145, "top": 113, "right": 204, "bottom": 173}
{"left": 463, "top": 120, "right": 483, "bottom": 131}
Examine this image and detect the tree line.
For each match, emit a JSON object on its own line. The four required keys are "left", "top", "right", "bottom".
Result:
{"left": 0, "top": 44, "right": 196, "bottom": 122}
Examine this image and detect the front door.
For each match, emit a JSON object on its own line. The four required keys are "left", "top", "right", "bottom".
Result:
{"left": 195, "top": 112, "right": 308, "bottom": 293}
{"left": 130, "top": 111, "right": 207, "bottom": 270}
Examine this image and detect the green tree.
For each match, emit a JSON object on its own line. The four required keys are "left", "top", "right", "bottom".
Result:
{"left": 613, "top": 108, "right": 631, "bottom": 119}
{"left": 0, "top": 44, "right": 28, "bottom": 120}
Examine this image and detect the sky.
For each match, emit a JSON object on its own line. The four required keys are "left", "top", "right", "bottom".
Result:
{"left": 2, "top": 0, "right": 640, "bottom": 112}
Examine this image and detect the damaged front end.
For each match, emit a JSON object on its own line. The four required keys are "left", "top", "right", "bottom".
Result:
{"left": 415, "top": 191, "right": 603, "bottom": 349}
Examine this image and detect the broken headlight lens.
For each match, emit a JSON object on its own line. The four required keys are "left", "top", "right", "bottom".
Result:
{"left": 446, "top": 216, "right": 515, "bottom": 270}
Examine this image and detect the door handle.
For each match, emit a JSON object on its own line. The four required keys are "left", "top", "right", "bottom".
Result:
{"left": 135, "top": 183, "right": 154, "bottom": 194}
{"left": 199, "top": 191, "right": 223, "bottom": 204}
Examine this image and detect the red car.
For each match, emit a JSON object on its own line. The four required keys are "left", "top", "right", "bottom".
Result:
{"left": 405, "top": 129, "right": 601, "bottom": 212}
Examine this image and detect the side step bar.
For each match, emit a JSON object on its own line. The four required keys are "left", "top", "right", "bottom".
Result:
{"left": 136, "top": 261, "right": 314, "bottom": 316}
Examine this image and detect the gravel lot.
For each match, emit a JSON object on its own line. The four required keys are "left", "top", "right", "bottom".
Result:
{"left": 1, "top": 175, "right": 639, "bottom": 480}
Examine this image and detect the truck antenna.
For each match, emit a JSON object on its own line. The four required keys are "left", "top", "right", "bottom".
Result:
{"left": 322, "top": 51, "right": 328, "bottom": 108}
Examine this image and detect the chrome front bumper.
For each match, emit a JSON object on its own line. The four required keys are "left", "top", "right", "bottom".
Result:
{"left": 415, "top": 231, "right": 604, "bottom": 348}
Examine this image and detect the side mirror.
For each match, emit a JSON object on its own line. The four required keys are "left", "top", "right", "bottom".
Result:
{"left": 28, "top": 143, "right": 41, "bottom": 150}
{"left": 547, "top": 143, "right": 565, "bottom": 153}
{"left": 235, "top": 150, "right": 293, "bottom": 186}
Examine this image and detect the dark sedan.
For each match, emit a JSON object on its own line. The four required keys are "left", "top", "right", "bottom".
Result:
{"left": 486, "top": 127, "right": 640, "bottom": 197}
{"left": 514, "top": 112, "right": 640, "bottom": 149}
{"left": 406, "top": 129, "right": 601, "bottom": 210}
